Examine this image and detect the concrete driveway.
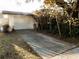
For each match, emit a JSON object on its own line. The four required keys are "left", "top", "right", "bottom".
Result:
{"left": 16, "top": 30, "right": 77, "bottom": 59}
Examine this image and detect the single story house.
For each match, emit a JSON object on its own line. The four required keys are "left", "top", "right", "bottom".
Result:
{"left": 0, "top": 11, "right": 36, "bottom": 32}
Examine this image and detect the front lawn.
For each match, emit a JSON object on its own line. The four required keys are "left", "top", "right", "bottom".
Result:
{"left": 0, "top": 33, "right": 41, "bottom": 59}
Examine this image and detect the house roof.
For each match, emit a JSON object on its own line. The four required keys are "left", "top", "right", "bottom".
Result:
{"left": 2, "top": 11, "right": 34, "bottom": 16}
{"left": 2, "top": 10, "right": 38, "bottom": 20}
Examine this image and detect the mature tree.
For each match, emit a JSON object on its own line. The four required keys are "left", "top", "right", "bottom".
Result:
{"left": 34, "top": 0, "right": 79, "bottom": 37}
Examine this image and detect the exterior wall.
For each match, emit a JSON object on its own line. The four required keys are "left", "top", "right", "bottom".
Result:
{"left": 0, "top": 14, "right": 9, "bottom": 26}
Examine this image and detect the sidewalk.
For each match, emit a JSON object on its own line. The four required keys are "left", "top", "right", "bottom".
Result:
{"left": 51, "top": 47, "right": 79, "bottom": 59}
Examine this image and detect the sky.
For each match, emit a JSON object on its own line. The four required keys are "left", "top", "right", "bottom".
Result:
{"left": 0, "top": 0, "right": 44, "bottom": 13}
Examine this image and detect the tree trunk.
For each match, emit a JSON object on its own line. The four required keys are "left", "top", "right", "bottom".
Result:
{"left": 69, "top": 20, "right": 72, "bottom": 37}
{"left": 56, "top": 16, "right": 61, "bottom": 37}
{"left": 78, "top": 11, "right": 79, "bottom": 19}
{"left": 69, "top": 11, "right": 73, "bottom": 37}
{"left": 49, "top": 18, "right": 52, "bottom": 32}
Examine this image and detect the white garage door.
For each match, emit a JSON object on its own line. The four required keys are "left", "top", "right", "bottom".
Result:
{"left": 14, "top": 15, "right": 34, "bottom": 30}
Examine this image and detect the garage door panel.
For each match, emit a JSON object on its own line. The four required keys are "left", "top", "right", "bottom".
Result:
{"left": 14, "top": 16, "right": 34, "bottom": 30}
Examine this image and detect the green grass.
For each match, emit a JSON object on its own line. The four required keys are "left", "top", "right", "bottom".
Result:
{"left": 0, "top": 37, "right": 12, "bottom": 55}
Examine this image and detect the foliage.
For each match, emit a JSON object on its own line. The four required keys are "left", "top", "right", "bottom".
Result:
{"left": 34, "top": 0, "right": 79, "bottom": 38}
{"left": 44, "top": 0, "right": 55, "bottom": 5}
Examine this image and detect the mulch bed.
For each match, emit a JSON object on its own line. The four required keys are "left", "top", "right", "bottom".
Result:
{"left": 35, "top": 31, "right": 79, "bottom": 45}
